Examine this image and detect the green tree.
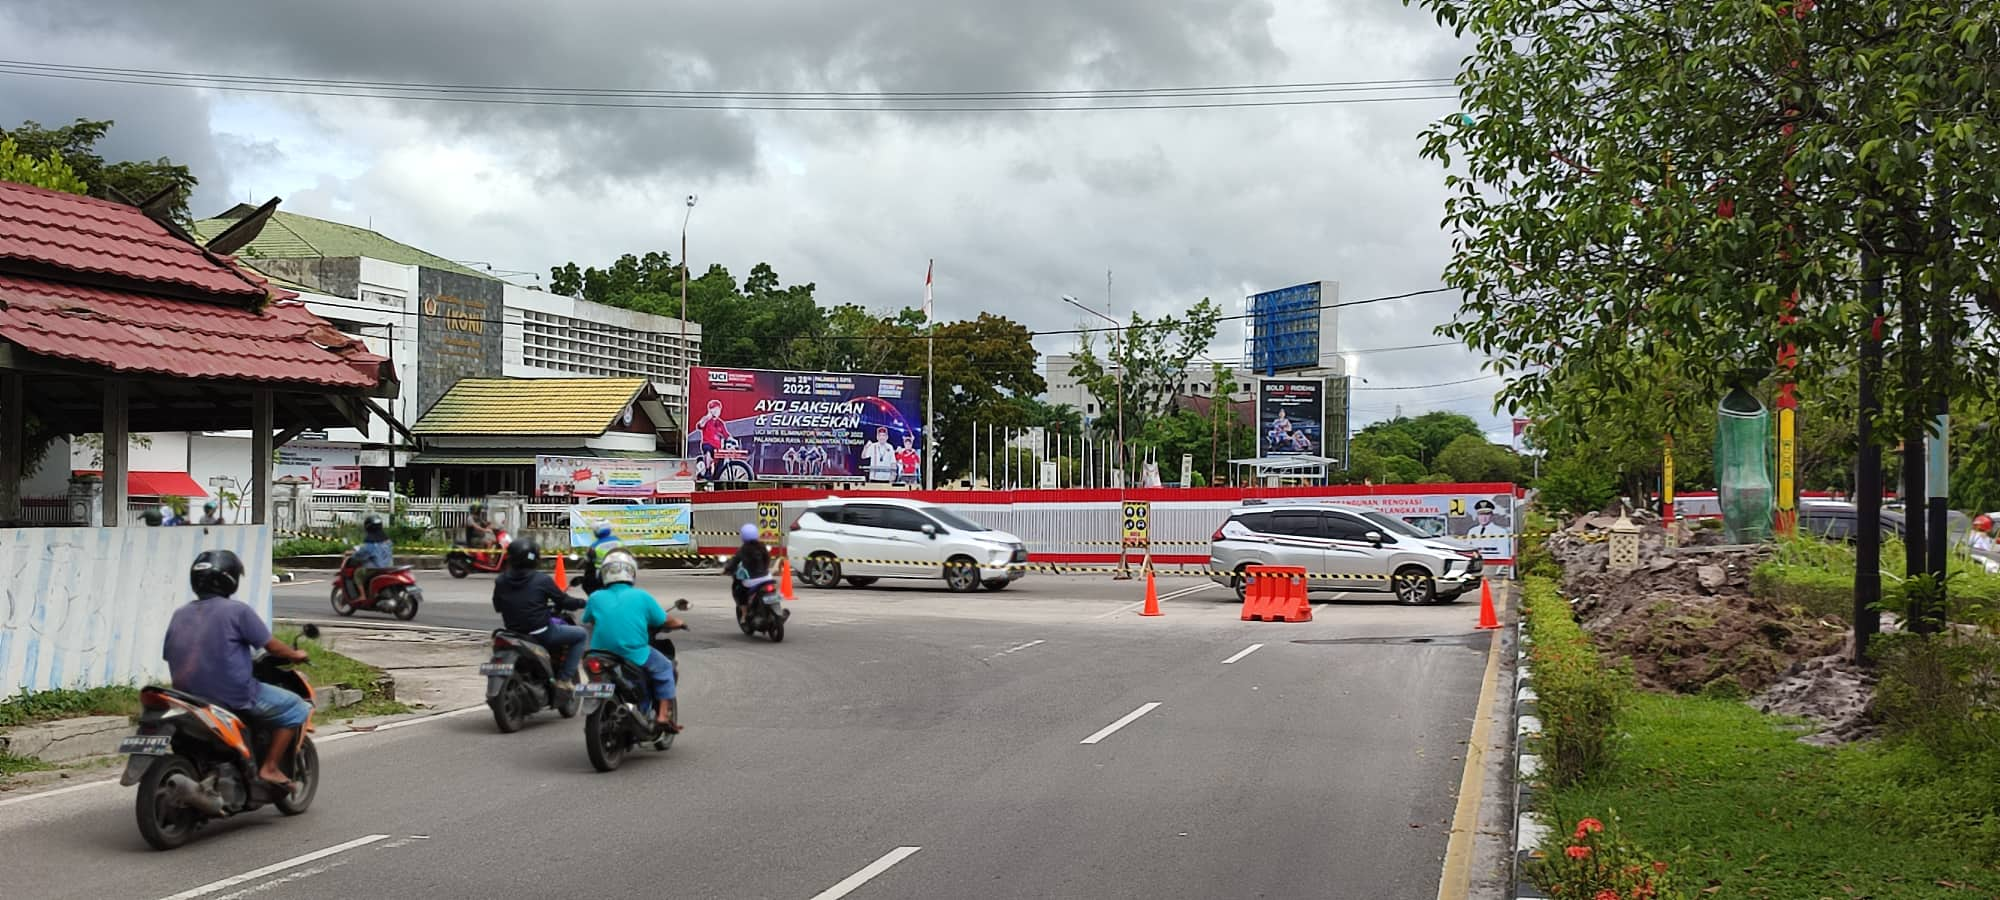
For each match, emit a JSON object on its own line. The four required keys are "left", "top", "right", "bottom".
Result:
{"left": 2, "top": 119, "right": 198, "bottom": 224}
{"left": 1067, "top": 299, "right": 1222, "bottom": 443}
{"left": 0, "top": 136, "right": 88, "bottom": 194}
{"left": 1434, "top": 434, "right": 1522, "bottom": 483}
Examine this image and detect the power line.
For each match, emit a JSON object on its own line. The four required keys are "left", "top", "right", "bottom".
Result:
{"left": 1349, "top": 374, "right": 1499, "bottom": 391}
{"left": 0, "top": 60, "right": 1456, "bottom": 112}
{"left": 0, "top": 59, "right": 1454, "bottom": 100}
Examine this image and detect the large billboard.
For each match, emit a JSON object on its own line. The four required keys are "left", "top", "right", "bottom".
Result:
{"left": 1257, "top": 378, "right": 1326, "bottom": 458}
{"left": 414, "top": 267, "right": 504, "bottom": 416}
{"left": 1244, "top": 280, "right": 1338, "bottom": 375}
{"left": 1330, "top": 489, "right": 1518, "bottom": 576}
{"left": 686, "top": 367, "right": 925, "bottom": 484}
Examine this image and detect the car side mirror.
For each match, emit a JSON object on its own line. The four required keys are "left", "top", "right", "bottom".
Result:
{"left": 1364, "top": 530, "right": 1384, "bottom": 546}
{"left": 922, "top": 523, "right": 937, "bottom": 539}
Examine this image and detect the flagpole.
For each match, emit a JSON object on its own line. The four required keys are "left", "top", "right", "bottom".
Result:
{"left": 925, "top": 259, "right": 935, "bottom": 491}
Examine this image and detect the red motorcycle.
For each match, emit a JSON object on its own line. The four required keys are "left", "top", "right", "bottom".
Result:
{"left": 332, "top": 552, "right": 423, "bottom": 620}
{"left": 446, "top": 529, "right": 511, "bottom": 579}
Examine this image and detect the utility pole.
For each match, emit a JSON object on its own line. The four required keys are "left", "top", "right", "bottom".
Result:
{"left": 679, "top": 194, "right": 697, "bottom": 442}
{"left": 1064, "top": 292, "right": 1129, "bottom": 578}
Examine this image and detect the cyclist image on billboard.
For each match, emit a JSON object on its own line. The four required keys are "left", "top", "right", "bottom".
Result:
{"left": 686, "top": 367, "right": 925, "bottom": 483}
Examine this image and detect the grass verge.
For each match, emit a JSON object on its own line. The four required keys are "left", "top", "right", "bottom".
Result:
{"left": 0, "top": 685, "right": 141, "bottom": 728}
{"left": 0, "top": 751, "right": 55, "bottom": 776}
{"left": 1752, "top": 534, "right": 2000, "bottom": 625}
{"left": 1543, "top": 691, "right": 2000, "bottom": 896}
{"left": 275, "top": 627, "right": 412, "bottom": 719}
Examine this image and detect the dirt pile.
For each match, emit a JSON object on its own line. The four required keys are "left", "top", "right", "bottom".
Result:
{"left": 1548, "top": 515, "right": 1847, "bottom": 696}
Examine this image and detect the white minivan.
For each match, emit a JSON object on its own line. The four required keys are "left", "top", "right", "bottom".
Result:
{"left": 788, "top": 498, "right": 1029, "bottom": 592}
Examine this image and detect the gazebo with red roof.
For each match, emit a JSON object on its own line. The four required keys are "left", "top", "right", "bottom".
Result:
{"left": 0, "top": 180, "right": 398, "bottom": 527}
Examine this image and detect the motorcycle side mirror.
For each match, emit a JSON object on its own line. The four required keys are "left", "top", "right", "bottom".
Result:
{"left": 300, "top": 624, "right": 321, "bottom": 641}
{"left": 674, "top": 598, "right": 691, "bottom": 611}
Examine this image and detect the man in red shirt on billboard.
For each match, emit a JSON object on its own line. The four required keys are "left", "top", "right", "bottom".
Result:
{"left": 895, "top": 432, "right": 921, "bottom": 485}
{"left": 695, "top": 399, "right": 729, "bottom": 480}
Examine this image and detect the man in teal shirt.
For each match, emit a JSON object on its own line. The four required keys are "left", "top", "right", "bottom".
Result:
{"left": 582, "top": 550, "right": 683, "bottom": 732}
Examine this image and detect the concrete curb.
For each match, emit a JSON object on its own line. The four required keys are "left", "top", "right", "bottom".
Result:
{"left": 1510, "top": 622, "right": 1548, "bottom": 899}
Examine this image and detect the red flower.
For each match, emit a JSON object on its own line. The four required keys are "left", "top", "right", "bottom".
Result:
{"left": 1653, "top": 861, "right": 1668, "bottom": 873}
{"left": 1573, "top": 817, "right": 1605, "bottom": 838}
{"left": 1566, "top": 845, "right": 1592, "bottom": 859}
{"left": 1596, "top": 891, "right": 1621, "bottom": 900}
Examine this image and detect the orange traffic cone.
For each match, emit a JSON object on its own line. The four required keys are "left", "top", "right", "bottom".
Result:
{"left": 1476, "top": 578, "right": 1500, "bottom": 630}
{"left": 780, "top": 557, "right": 796, "bottom": 601}
{"left": 553, "top": 552, "right": 568, "bottom": 586}
{"left": 1139, "top": 567, "right": 1162, "bottom": 617}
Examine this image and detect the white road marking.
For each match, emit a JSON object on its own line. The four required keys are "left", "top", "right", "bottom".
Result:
{"left": 985, "top": 639, "right": 1045, "bottom": 660}
{"left": 1220, "top": 643, "right": 1265, "bottom": 665}
{"left": 810, "top": 846, "right": 923, "bottom": 900}
{"left": 1159, "top": 583, "right": 1217, "bottom": 601}
{"left": 1093, "top": 581, "right": 1216, "bottom": 618}
{"left": 0, "top": 778, "right": 117, "bottom": 808}
{"left": 1079, "top": 701, "right": 1163, "bottom": 745}
{"left": 156, "top": 833, "right": 390, "bottom": 900}
{"left": 316, "top": 704, "right": 485, "bottom": 743}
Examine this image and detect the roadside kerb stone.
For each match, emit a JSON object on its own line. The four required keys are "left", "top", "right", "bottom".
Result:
{"left": 0, "top": 715, "right": 130, "bottom": 763}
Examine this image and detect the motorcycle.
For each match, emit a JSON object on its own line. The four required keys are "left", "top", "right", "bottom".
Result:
{"left": 445, "top": 528, "right": 511, "bottom": 579}
{"left": 580, "top": 599, "right": 691, "bottom": 772}
{"left": 566, "top": 551, "right": 602, "bottom": 595}
{"left": 331, "top": 552, "right": 423, "bottom": 621}
{"left": 483, "top": 610, "right": 583, "bottom": 732}
{"left": 120, "top": 625, "right": 322, "bottom": 851}
{"left": 734, "top": 579, "right": 788, "bottom": 642}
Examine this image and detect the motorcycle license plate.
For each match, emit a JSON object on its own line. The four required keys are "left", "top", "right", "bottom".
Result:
{"left": 578, "top": 682, "right": 615, "bottom": 699}
{"left": 479, "top": 663, "right": 514, "bottom": 676}
{"left": 118, "top": 735, "right": 172, "bottom": 756}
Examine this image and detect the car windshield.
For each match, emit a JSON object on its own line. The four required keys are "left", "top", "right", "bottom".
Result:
{"left": 924, "top": 507, "right": 988, "bottom": 532}
{"left": 1361, "top": 511, "right": 1429, "bottom": 538}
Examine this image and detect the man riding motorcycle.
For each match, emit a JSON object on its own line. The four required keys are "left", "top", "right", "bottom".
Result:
{"left": 491, "top": 537, "right": 587, "bottom": 690}
{"left": 722, "top": 523, "right": 785, "bottom": 619}
{"left": 160, "top": 549, "right": 311, "bottom": 789}
{"left": 583, "top": 550, "right": 684, "bottom": 731}
{"left": 346, "top": 515, "right": 395, "bottom": 602}
{"left": 199, "top": 499, "right": 225, "bottom": 525}
{"left": 463, "top": 502, "right": 497, "bottom": 549}
{"left": 579, "top": 524, "right": 622, "bottom": 592}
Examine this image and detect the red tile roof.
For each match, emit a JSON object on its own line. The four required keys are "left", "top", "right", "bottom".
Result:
{"left": 0, "top": 275, "right": 387, "bottom": 387}
{"left": 0, "top": 179, "right": 390, "bottom": 390}
{"left": 0, "top": 180, "right": 268, "bottom": 299}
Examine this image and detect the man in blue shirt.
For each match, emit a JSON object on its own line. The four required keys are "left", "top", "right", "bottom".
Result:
{"left": 162, "top": 550, "right": 310, "bottom": 788}
{"left": 582, "top": 550, "right": 683, "bottom": 732}
{"left": 346, "top": 514, "right": 395, "bottom": 602}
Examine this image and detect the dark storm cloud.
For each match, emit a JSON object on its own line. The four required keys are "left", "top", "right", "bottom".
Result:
{"left": 3, "top": 0, "right": 1280, "bottom": 182}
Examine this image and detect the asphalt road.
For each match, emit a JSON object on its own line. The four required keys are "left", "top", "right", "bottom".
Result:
{"left": 3, "top": 574, "right": 1492, "bottom": 900}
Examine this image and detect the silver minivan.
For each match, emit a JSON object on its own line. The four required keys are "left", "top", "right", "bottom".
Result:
{"left": 1207, "top": 502, "right": 1483, "bottom": 604}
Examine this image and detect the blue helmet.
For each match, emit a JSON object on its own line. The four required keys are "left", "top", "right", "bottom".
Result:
{"left": 594, "top": 525, "right": 615, "bottom": 541}
{"left": 739, "top": 523, "right": 761, "bottom": 543}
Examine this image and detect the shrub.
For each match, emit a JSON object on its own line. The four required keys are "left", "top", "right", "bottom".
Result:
{"left": 1531, "top": 814, "right": 1687, "bottom": 900}
{"left": 274, "top": 535, "right": 351, "bottom": 558}
{"left": 0, "top": 685, "right": 140, "bottom": 727}
{"left": 1873, "top": 629, "right": 2000, "bottom": 761}
{"left": 1524, "top": 576, "right": 1626, "bottom": 785}
{"left": 1536, "top": 456, "right": 1616, "bottom": 517}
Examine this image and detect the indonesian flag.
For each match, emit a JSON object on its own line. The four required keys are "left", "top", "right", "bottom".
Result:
{"left": 1512, "top": 417, "right": 1530, "bottom": 437}
{"left": 924, "top": 259, "right": 934, "bottom": 326}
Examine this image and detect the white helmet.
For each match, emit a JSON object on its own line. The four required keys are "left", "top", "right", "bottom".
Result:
{"left": 599, "top": 549, "right": 639, "bottom": 586}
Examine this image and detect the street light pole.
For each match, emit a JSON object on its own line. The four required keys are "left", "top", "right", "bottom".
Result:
{"left": 1064, "top": 294, "right": 1130, "bottom": 579}
{"left": 680, "top": 194, "right": 697, "bottom": 440}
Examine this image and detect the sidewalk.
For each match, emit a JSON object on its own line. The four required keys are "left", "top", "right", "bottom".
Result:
{"left": 304, "top": 623, "right": 490, "bottom": 718}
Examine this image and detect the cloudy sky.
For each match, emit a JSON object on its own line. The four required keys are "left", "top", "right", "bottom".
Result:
{"left": 0, "top": 0, "right": 1512, "bottom": 438}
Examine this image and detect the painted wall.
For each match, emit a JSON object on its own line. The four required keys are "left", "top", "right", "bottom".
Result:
{"left": 0, "top": 524, "right": 273, "bottom": 697}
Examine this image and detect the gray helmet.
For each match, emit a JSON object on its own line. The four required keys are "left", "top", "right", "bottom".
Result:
{"left": 599, "top": 549, "right": 639, "bottom": 586}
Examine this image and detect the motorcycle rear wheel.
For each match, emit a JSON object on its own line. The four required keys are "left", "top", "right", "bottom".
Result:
{"left": 135, "top": 756, "right": 202, "bottom": 851}
{"left": 489, "top": 683, "right": 526, "bottom": 733}
{"left": 585, "top": 707, "right": 626, "bottom": 772}
{"left": 274, "top": 738, "right": 318, "bottom": 815}
{"left": 446, "top": 556, "right": 470, "bottom": 579}
{"left": 391, "top": 588, "right": 419, "bottom": 621}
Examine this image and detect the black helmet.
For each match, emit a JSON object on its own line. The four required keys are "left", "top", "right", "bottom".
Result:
{"left": 363, "top": 514, "right": 388, "bottom": 539}
{"left": 190, "top": 549, "right": 244, "bottom": 598}
{"left": 504, "top": 536, "right": 540, "bottom": 571}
